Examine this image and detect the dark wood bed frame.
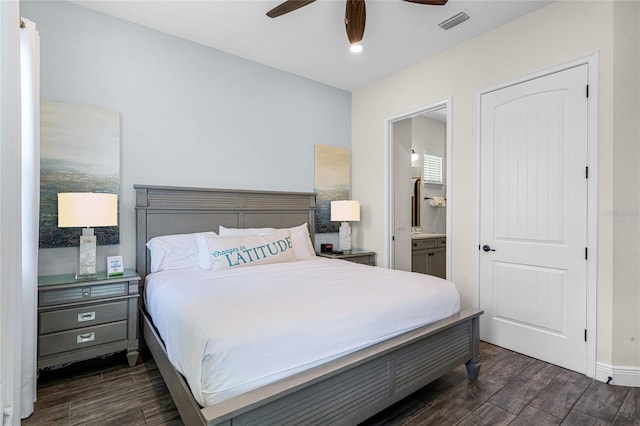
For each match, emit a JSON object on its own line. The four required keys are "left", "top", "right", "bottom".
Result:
{"left": 135, "top": 184, "right": 482, "bottom": 426}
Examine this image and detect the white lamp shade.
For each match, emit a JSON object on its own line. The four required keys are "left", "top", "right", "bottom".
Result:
{"left": 330, "top": 200, "right": 360, "bottom": 222}
{"left": 57, "top": 193, "right": 118, "bottom": 228}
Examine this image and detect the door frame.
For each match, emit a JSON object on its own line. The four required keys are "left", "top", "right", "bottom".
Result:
{"left": 384, "top": 98, "right": 452, "bottom": 276}
{"left": 474, "top": 53, "right": 598, "bottom": 378}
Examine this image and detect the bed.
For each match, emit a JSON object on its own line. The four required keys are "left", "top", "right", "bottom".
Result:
{"left": 135, "top": 184, "right": 482, "bottom": 426}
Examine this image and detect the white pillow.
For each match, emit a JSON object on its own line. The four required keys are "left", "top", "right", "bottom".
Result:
{"left": 146, "top": 231, "right": 217, "bottom": 273}
{"left": 288, "top": 223, "right": 316, "bottom": 260}
{"left": 219, "top": 223, "right": 316, "bottom": 260}
{"left": 195, "top": 233, "right": 216, "bottom": 269}
{"left": 203, "top": 230, "right": 296, "bottom": 271}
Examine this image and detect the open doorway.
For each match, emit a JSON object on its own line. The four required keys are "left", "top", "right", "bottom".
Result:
{"left": 385, "top": 99, "right": 452, "bottom": 278}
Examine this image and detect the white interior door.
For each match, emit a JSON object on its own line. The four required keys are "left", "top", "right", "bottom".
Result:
{"left": 479, "top": 64, "right": 589, "bottom": 373}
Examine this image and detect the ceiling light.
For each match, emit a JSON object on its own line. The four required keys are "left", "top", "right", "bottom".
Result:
{"left": 350, "top": 43, "right": 363, "bottom": 53}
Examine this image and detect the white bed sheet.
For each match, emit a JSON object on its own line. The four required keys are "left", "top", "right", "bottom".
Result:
{"left": 145, "top": 258, "right": 460, "bottom": 407}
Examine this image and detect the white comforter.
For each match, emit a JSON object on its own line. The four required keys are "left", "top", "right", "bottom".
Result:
{"left": 145, "top": 258, "right": 460, "bottom": 407}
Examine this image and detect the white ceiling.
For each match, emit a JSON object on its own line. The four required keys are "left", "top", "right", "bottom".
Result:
{"left": 71, "top": 0, "right": 553, "bottom": 92}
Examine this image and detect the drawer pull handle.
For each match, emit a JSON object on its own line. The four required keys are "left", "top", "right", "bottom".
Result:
{"left": 78, "top": 312, "right": 96, "bottom": 322}
{"left": 76, "top": 332, "right": 95, "bottom": 344}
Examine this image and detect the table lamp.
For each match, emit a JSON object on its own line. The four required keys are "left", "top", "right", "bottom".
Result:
{"left": 57, "top": 192, "right": 118, "bottom": 278}
{"left": 330, "top": 200, "right": 360, "bottom": 252}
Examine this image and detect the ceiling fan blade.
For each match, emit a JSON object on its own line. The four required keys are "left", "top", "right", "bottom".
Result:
{"left": 266, "top": 0, "right": 316, "bottom": 18}
{"left": 403, "top": 0, "right": 448, "bottom": 5}
{"left": 345, "top": 0, "right": 366, "bottom": 44}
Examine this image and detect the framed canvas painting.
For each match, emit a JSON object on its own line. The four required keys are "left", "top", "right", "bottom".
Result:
{"left": 314, "top": 144, "right": 350, "bottom": 233}
{"left": 39, "top": 100, "right": 120, "bottom": 248}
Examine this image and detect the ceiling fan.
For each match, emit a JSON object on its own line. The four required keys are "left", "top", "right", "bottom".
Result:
{"left": 266, "top": 0, "right": 448, "bottom": 46}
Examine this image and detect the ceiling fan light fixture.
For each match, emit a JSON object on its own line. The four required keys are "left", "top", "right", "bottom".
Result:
{"left": 345, "top": 0, "right": 366, "bottom": 44}
{"left": 267, "top": 0, "right": 449, "bottom": 50}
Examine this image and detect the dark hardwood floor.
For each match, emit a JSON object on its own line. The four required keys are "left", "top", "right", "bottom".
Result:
{"left": 23, "top": 342, "right": 640, "bottom": 425}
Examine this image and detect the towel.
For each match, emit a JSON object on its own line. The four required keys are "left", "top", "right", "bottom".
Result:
{"left": 430, "top": 197, "right": 446, "bottom": 208}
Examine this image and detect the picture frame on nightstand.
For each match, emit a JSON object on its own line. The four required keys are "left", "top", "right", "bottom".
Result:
{"left": 107, "top": 255, "right": 124, "bottom": 277}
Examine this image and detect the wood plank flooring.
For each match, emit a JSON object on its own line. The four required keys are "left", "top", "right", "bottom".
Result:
{"left": 23, "top": 342, "right": 640, "bottom": 425}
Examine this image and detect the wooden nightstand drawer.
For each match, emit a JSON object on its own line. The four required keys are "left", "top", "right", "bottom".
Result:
{"left": 316, "top": 249, "right": 376, "bottom": 266}
{"left": 38, "top": 320, "right": 128, "bottom": 357}
{"left": 39, "top": 300, "right": 128, "bottom": 334}
{"left": 39, "top": 282, "right": 128, "bottom": 307}
{"left": 349, "top": 255, "right": 375, "bottom": 265}
{"left": 38, "top": 269, "right": 140, "bottom": 369}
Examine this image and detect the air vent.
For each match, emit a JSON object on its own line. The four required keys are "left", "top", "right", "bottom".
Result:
{"left": 438, "top": 11, "right": 470, "bottom": 30}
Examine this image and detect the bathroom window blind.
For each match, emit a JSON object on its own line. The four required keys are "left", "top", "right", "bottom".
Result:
{"left": 423, "top": 154, "right": 443, "bottom": 184}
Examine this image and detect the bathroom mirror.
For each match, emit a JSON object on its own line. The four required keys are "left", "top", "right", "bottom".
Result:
{"left": 411, "top": 178, "right": 420, "bottom": 227}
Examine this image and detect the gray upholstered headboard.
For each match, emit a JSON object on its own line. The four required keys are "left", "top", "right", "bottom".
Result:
{"left": 135, "top": 185, "right": 317, "bottom": 283}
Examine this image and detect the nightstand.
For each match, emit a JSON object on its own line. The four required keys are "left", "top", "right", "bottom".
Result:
{"left": 37, "top": 269, "right": 140, "bottom": 370}
{"left": 316, "top": 249, "right": 376, "bottom": 266}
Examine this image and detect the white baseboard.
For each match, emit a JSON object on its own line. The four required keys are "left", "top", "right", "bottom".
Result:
{"left": 596, "top": 362, "right": 640, "bottom": 387}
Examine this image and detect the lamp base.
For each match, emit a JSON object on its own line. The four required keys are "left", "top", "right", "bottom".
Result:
{"left": 78, "top": 228, "right": 97, "bottom": 278}
{"left": 338, "top": 221, "right": 352, "bottom": 252}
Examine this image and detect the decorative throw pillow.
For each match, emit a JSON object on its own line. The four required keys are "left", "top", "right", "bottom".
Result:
{"left": 203, "top": 230, "right": 296, "bottom": 271}
{"left": 219, "top": 223, "right": 316, "bottom": 260}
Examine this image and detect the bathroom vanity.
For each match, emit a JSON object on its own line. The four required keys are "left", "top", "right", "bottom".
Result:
{"left": 411, "top": 233, "right": 446, "bottom": 279}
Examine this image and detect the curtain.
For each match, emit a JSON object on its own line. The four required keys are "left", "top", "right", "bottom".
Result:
{"left": 0, "top": 1, "right": 25, "bottom": 425}
{"left": 20, "top": 17, "right": 40, "bottom": 420}
{"left": 0, "top": 5, "right": 39, "bottom": 422}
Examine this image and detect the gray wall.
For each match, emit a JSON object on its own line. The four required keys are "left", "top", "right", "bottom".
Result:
{"left": 21, "top": 1, "right": 351, "bottom": 275}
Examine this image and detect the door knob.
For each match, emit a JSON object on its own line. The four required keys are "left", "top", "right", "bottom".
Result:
{"left": 482, "top": 245, "right": 495, "bottom": 252}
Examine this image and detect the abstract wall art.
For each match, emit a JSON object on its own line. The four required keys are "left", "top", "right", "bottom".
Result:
{"left": 39, "top": 100, "right": 120, "bottom": 248}
{"left": 314, "top": 144, "right": 350, "bottom": 234}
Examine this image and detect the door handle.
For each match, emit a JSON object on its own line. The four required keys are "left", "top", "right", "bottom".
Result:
{"left": 482, "top": 245, "right": 496, "bottom": 252}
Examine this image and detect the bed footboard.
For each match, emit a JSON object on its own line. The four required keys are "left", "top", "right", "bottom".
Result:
{"left": 143, "top": 308, "right": 482, "bottom": 426}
